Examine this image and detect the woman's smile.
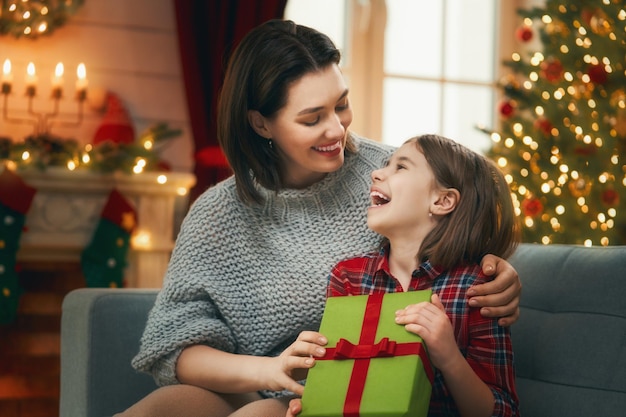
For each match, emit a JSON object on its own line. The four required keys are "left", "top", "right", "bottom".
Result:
{"left": 312, "top": 140, "right": 343, "bottom": 156}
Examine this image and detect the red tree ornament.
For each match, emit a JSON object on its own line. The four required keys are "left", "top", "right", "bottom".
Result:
{"left": 540, "top": 59, "right": 564, "bottom": 83}
{"left": 587, "top": 64, "right": 608, "bottom": 85}
{"left": 574, "top": 143, "right": 597, "bottom": 156}
{"left": 601, "top": 189, "right": 619, "bottom": 207}
{"left": 516, "top": 26, "right": 533, "bottom": 42}
{"left": 581, "top": 8, "right": 595, "bottom": 27}
{"left": 521, "top": 197, "right": 543, "bottom": 218}
{"left": 534, "top": 117, "right": 553, "bottom": 136}
{"left": 498, "top": 100, "right": 516, "bottom": 119}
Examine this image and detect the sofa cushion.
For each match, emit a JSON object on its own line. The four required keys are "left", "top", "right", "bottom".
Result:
{"left": 509, "top": 244, "right": 626, "bottom": 417}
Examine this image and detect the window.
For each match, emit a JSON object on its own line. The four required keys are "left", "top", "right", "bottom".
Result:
{"left": 285, "top": 0, "right": 517, "bottom": 154}
{"left": 284, "top": 0, "right": 347, "bottom": 52}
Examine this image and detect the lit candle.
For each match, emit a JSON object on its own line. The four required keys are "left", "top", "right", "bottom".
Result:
{"left": 1, "top": 59, "right": 12, "bottom": 94}
{"left": 51, "top": 62, "right": 64, "bottom": 99}
{"left": 25, "top": 62, "right": 37, "bottom": 96}
{"left": 75, "top": 63, "right": 87, "bottom": 99}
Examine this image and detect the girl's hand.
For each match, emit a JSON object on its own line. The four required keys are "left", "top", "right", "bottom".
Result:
{"left": 470, "top": 254, "right": 521, "bottom": 327}
{"left": 286, "top": 398, "right": 303, "bottom": 417}
{"left": 265, "top": 331, "right": 327, "bottom": 395}
{"left": 395, "top": 294, "right": 461, "bottom": 372}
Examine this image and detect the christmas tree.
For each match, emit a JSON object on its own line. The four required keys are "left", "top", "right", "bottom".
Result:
{"left": 484, "top": 0, "right": 625, "bottom": 246}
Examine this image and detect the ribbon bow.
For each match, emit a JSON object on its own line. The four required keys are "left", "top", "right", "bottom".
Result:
{"left": 332, "top": 337, "right": 397, "bottom": 359}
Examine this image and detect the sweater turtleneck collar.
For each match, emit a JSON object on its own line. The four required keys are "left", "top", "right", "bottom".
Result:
{"left": 256, "top": 146, "right": 359, "bottom": 204}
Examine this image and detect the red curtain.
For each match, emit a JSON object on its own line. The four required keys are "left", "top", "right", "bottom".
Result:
{"left": 174, "top": 0, "right": 288, "bottom": 204}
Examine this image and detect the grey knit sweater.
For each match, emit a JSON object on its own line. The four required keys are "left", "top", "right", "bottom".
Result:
{"left": 131, "top": 136, "right": 394, "bottom": 391}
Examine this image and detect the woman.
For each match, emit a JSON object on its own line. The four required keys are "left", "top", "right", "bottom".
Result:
{"left": 115, "top": 20, "right": 521, "bottom": 417}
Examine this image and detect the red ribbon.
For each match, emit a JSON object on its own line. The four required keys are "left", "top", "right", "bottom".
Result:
{"left": 318, "top": 293, "right": 434, "bottom": 417}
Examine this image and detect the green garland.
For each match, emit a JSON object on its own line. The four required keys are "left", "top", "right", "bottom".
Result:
{"left": 0, "top": 122, "right": 181, "bottom": 173}
{"left": 0, "top": 0, "right": 85, "bottom": 39}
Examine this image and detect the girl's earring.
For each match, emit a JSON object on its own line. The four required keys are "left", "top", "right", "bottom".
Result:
{"left": 428, "top": 212, "right": 433, "bottom": 218}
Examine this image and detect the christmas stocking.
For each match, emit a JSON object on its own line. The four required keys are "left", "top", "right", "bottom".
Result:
{"left": 0, "top": 167, "right": 37, "bottom": 324}
{"left": 81, "top": 189, "right": 137, "bottom": 288}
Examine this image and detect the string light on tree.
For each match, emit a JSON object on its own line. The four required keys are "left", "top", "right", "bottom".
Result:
{"left": 480, "top": 0, "right": 625, "bottom": 246}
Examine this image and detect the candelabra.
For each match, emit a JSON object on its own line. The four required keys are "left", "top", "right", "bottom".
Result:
{"left": 1, "top": 60, "right": 88, "bottom": 137}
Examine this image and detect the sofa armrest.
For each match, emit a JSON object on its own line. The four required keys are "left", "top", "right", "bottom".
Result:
{"left": 60, "top": 288, "right": 159, "bottom": 417}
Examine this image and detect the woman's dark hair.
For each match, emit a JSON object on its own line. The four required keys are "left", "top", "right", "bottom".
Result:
{"left": 217, "top": 19, "right": 356, "bottom": 205}
{"left": 409, "top": 134, "right": 520, "bottom": 268}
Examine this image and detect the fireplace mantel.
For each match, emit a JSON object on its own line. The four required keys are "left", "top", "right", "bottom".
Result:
{"left": 15, "top": 168, "right": 196, "bottom": 288}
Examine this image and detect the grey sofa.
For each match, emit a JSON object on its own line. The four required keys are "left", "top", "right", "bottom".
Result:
{"left": 60, "top": 243, "right": 626, "bottom": 417}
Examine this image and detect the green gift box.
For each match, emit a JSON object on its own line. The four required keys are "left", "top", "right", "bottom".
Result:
{"left": 300, "top": 291, "right": 434, "bottom": 417}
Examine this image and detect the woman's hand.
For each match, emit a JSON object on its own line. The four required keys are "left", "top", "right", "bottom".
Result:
{"left": 470, "top": 254, "right": 522, "bottom": 327}
{"left": 265, "top": 331, "right": 327, "bottom": 395}
{"left": 394, "top": 294, "right": 461, "bottom": 372}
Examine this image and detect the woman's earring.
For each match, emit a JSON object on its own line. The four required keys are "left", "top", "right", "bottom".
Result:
{"left": 268, "top": 139, "right": 273, "bottom": 149}
{"left": 428, "top": 212, "right": 433, "bottom": 218}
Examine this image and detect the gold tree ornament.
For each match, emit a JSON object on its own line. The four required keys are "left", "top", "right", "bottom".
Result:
{"left": 610, "top": 89, "right": 626, "bottom": 108}
{"left": 614, "top": 108, "right": 626, "bottom": 139}
{"left": 545, "top": 20, "right": 569, "bottom": 36}
{"left": 568, "top": 178, "right": 592, "bottom": 198}
{"left": 610, "top": 90, "right": 626, "bottom": 138}
{"left": 500, "top": 74, "right": 520, "bottom": 91}
{"left": 588, "top": 8, "right": 612, "bottom": 35}
{"left": 570, "top": 80, "right": 594, "bottom": 100}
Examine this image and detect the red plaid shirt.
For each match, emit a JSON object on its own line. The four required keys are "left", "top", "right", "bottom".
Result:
{"left": 327, "top": 245, "right": 520, "bottom": 417}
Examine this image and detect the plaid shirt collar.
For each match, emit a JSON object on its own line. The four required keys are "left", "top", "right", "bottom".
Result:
{"left": 373, "top": 243, "right": 443, "bottom": 291}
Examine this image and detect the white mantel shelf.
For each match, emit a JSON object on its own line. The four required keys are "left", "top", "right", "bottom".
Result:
{"left": 15, "top": 168, "right": 196, "bottom": 288}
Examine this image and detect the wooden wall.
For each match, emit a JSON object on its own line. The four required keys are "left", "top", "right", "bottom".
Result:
{"left": 0, "top": 0, "right": 193, "bottom": 172}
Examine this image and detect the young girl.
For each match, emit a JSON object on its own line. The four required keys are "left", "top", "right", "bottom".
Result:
{"left": 290, "top": 134, "right": 520, "bottom": 417}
